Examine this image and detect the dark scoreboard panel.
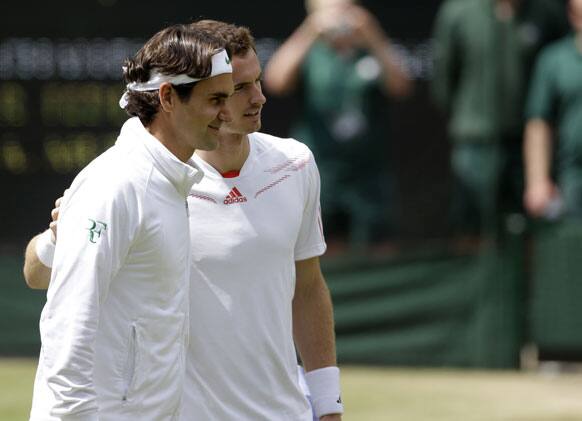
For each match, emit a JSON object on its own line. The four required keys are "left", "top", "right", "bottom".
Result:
{"left": 0, "top": 38, "right": 142, "bottom": 174}
{"left": 0, "top": 1, "right": 442, "bottom": 243}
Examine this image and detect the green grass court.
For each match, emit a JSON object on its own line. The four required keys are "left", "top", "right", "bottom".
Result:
{"left": 2, "top": 359, "right": 582, "bottom": 420}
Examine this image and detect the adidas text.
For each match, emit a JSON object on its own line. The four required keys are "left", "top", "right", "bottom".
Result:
{"left": 224, "top": 196, "right": 248, "bottom": 205}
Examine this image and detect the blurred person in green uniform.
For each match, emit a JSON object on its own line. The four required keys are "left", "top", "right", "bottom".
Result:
{"left": 264, "top": 0, "right": 412, "bottom": 249}
{"left": 432, "top": 0, "right": 567, "bottom": 237}
{"left": 524, "top": 0, "right": 582, "bottom": 219}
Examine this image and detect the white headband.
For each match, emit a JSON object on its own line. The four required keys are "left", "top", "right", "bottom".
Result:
{"left": 119, "top": 49, "right": 232, "bottom": 109}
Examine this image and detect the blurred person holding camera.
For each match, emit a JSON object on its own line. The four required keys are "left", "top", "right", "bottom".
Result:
{"left": 264, "top": 0, "right": 412, "bottom": 250}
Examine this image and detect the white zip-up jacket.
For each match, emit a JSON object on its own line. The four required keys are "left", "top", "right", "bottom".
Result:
{"left": 30, "top": 117, "right": 203, "bottom": 421}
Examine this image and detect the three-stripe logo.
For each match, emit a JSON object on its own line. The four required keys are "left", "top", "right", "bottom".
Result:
{"left": 223, "top": 187, "right": 247, "bottom": 205}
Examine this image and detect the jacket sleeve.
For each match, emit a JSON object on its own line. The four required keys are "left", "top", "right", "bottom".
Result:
{"left": 431, "top": 0, "right": 462, "bottom": 112}
{"left": 40, "top": 176, "right": 139, "bottom": 420}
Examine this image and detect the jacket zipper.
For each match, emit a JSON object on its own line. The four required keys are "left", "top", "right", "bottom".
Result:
{"left": 122, "top": 324, "right": 137, "bottom": 402}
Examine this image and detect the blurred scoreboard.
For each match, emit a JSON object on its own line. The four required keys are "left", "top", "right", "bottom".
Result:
{"left": 0, "top": 38, "right": 143, "bottom": 176}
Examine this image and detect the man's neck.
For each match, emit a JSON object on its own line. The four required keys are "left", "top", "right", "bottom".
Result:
{"left": 196, "top": 132, "right": 250, "bottom": 174}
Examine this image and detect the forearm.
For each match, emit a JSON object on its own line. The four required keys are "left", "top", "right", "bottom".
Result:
{"left": 294, "top": 257, "right": 342, "bottom": 419}
{"left": 524, "top": 119, "right": 553, "bottom": 187}
{"left": 264, "top": 19, "right": 318, "bottom": 96}
{"left": 23, "top": 231, "right": 53, "bottom": 289}
{"left": 366, "top": 31, "right": 412, "bottom": 98}
{"left": 293, "top": 270, "right": 337, "bottom": 371}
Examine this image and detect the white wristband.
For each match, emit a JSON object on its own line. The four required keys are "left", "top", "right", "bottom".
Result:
{"left": 304, "top": 366, "right": 343, "bottom": 418}
{"left": 36, "top": 229, "right": 56, "bottom": 268}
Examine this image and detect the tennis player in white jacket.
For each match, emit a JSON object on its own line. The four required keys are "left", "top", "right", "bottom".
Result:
{"left": 28, "top": 24, "right": 233, "bottom": 421}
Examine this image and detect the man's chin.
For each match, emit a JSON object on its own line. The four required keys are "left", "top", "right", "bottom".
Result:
{"left": 219, "top": 118, "right": 261, "bottom": 135}
{"left": 195, "top": 133, "right": 220, "bottom": 151}
{"left": 242, "top": 121, "right": 262, "bottom": 134}
{"left": 196, "top": 142, "right": 219, "bottom": 152}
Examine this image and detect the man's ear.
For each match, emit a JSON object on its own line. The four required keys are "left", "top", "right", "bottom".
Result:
{"left": 158, "top": 82, "right": 174, "bottom": 112}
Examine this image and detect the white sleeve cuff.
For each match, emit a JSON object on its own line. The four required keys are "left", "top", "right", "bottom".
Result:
{"left": 305, "top": 366, "right": 344, "bottom": 418}
{"left": 36, "top": 229, "right": 56, "bottom": 268}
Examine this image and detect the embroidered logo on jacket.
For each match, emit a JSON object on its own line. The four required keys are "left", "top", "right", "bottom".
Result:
{"left": 224, "top": 187, "right": 247, "bottom": 205}
{"left": 87, "top": 219, "right": 107, "bottom": 243}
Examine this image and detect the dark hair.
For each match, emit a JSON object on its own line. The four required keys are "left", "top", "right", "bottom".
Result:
{"left": 122, "top": 23, "right": 231, "bottom": 125}
{"left": 191, "top": 20, "right": 256, "bottom": 57}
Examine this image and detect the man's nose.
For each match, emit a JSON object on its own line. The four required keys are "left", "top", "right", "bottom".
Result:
{"left": 251, "top": 84, "right": 267, "bottom": 107}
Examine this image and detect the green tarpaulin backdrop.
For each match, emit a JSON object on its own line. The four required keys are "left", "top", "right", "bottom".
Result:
{"left": 2, "top": 223, "right": 581, "bottom": 367}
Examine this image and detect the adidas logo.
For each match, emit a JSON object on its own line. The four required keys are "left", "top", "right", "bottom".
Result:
{"left": 223, "top": 187, "right": 247, "bottom": 205}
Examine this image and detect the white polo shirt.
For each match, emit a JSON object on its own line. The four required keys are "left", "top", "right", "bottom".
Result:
{"left": 181, "top": 132, "right": 326, "bottom": 420}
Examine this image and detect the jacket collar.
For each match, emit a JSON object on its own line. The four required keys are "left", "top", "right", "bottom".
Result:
{"left": 117, "top": 118, "right": 204, "bottom": 197}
